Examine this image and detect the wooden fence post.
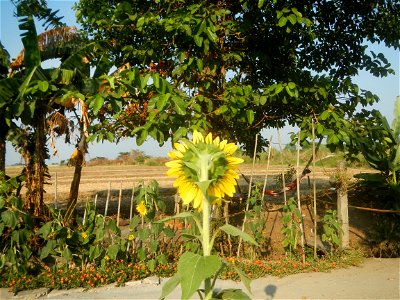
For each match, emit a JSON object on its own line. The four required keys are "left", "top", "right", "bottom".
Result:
{"left": 54, "top": 172, "right": 58, "bottom": 209}
{"left": 105, "top": 182, "right": 111, "bottom": 217}
{"left": 337, "top": 161, "right": 349, "bottom": 249}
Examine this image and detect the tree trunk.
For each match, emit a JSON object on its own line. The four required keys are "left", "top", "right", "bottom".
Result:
{"left": 0, "top": 117, "right": 8, "bottom": 174}
{"left": 24, "top": 108, "right": 47, "bottom": 218}
{"left": 0, "top": 138, "right": 5, "bottom": 174}
{"left": 64, "top": 130, "right": 87, "bottom": 225}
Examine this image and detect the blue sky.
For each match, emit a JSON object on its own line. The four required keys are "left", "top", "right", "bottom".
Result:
{"left": 1, "top": 0, "right": 399, "bottom": 165}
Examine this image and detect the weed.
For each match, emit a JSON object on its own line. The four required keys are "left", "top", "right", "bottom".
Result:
{"left": 321, "top": 209, "right": 342, "bottom": 253}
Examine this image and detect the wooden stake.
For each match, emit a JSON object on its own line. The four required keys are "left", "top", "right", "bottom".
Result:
{"left": 296, "top": 130, "right": 305, "bottom": 264}
{"left": 312, "top": 119, "right": 318, "bottom": 259}
{"left": 130, "top": 184, "right": 135, "bottom": 220}
{"left": 237, "top": 134, "right": 258, "bottom": 258}
{"left": 83, "top": 203, "right": 86, "bottom": 225}
{"left": 54, "top": 172, "right": 58, "bottom": 209}
{"left": 277, "top": 128, "right": 287, "bottom": 204}
{"left": 94, "top": 194, "right": 98, "bottom": 210}
{"left": 117, "top": 182, "right": 122, "bottom": 227}
{"left": 261, "top": 136, "right": 273, "bottom": 205}
{"left": 105, "top": 182, "right": 111, "bottom": 217}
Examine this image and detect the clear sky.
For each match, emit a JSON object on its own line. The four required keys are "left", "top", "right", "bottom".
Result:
{"left": 1, "top": 0, "right": 399, "bottom": 165}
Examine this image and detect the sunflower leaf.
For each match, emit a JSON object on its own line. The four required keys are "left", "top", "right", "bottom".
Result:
{"left": 219, "top": 224, "right": 259, "bottom": 246}
{"left": 232, "top": 264, "right": 253, "bottom": 295}
{"left": 177, "top": 252, "right": 221, "bottom": 300}
{"left": 160, "top": 273, "right": 180, "bottom": 300}
{"left": 155, "top": 211, "right": 194, "bottom": 224}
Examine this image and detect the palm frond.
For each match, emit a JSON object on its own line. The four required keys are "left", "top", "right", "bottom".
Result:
{"left": 392, "top": 96, "right": 400, "bottom": 141}
{"left": 59, "top": 69, "right": 76, "bottom": 85}
{"left": 93, "top": 54, "right": 114, "bottom": 78}
{"left": 0, "top": 41, "right": 10, "bottom": 78}
{"left": 17, "top": 14, "right": 40, "bottom": 70}
{"left": 392, "top": 96, "right": 400, "bottom": 169}
{"left": 16, "top": 66, "right": 48, "bottom": 101}
{"left": 0, "top": 78, "right": 20, "bottom": 102}
{"left": 11, "top": 26, "right": 83, "bottom": 71}
{"left": 61, "top": 40, "right": 112, "bottom": 77}
{"left": 14, "top": 0, "right": 65, "bottom": 30}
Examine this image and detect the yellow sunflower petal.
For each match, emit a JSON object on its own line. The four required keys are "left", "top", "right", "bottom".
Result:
{"left": 215, "top": 178, "right": 236, "bottom": 197}
{"left": 192, "top": 130, "right": 204, "bottom": 144}
{"left": 180, "top": 182, "right": 197, "bottom": 205}
{"left": 165, "top": 160, "right": 182, "bottom": 168}
{"left": 223, "top": 143, "right": 238, "bottom": 155}
{"left": 213, "top": 136, "right": 220, "bottom": 147}
{"left": 218, "top": 139, "right": 227, "bottom": 150}
{"left": 168, "top": 168, "right": 185, "bottom": 178}
{"left": 209, "top": 185, "right": 224, "bottom": 198}
{"left": 167, "top": 167, "right": 184, "bottom": 178}
{"left": 192, "top": 187, "right": 203, "bottom": 209}
{"left": 226, "top": 156, "right": 244, "bottom": 165}
{"left": 168, "top": 150, "right": 184, "bottom": 159}
{"left": 225, "top": 169, "right": 240, "bottom": 179}
{"left": 212, "top": 197, "right": 222, "bottom": 206}
{"left": 205, "top": 132, "right": 213, "bottom": 144}
{"left": 220, "top": 173, "right": 237, "bottom": 185}
{"left": 173, "top": 176, "right": 188, "bottom": 187}
{"left": 174, "top": 142, "right": 187, "bottom": 153}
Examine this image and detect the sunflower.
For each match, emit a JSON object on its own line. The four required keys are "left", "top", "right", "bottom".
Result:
{"left": 136, "top": 201, "right": 148, "bottom": 217}
{"left": 166, "top": 131, "right": 243, "bottom": 210}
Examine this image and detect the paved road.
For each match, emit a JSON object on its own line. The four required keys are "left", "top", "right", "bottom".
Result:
{"left": 2, "top": 258, "right": 399, "bottom": 300}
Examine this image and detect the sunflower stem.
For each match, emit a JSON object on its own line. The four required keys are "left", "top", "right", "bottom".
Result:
{"left": 199, "top": 156, "right": 212, "bottom": 299}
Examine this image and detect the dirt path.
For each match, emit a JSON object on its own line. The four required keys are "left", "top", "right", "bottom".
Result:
{"left": 2, "top": 258, "right": 399, "bottom": 300}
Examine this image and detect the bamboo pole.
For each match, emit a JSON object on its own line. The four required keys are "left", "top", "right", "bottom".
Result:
{"left": 83, "top": 203, "right": 86, "bottom": 225}
{"left": 237, "top": 134, "right": 258, "bottom": 258}
{"left": 105, "top": 182, "right": 111, "bottom": 217}
{"left": 296, "top": 130, "right": 306, "bottom": 264}
{"left": 312, "top": 119, "right": 317, "bottom": 259}
{"left": 54, "top": 172, "right": 58, "bottom": 209}
{"left": 277, "top": 128, "right": 287, "bottom": 204}
{"left": 261, "top": 136, "right": 273, "bottom": 205}
{"left": 130, "top": 184, "right": 135, "bottom": 220}
{"left": 117, "top": 182, "right": 122, "bottom": 227}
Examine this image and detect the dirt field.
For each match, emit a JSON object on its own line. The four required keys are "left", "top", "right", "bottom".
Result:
{"left": 6, "top": 164, "right": 379, "bottom": 255}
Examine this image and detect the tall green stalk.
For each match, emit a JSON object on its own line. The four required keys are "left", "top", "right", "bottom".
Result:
{"left": 199, "top": 154, "right": 212, "bottom": 299}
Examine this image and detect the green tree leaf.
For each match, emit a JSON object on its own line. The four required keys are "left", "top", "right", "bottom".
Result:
{"left": 37, "top": 81, "right": 49, "bottom": 92}
{"left": 246, "top": 110, "right": 254, "bottom": 124}
{"left": 172, "top": 96, "right": 186, "bottom": 115}
{"left": 194, "top": 35, "right": 203, "bottom": 47}
{"left": 157, "top": 93, "right": 171, "bottom": 110}
{"left": 288, "top": 14, "right": 297, "bottom": 25}
{"left": 1, "top": 211, "right": 18, "bottom": 228}
{"left": 93, "top": 94, "right": 104, "bottom": 115}
{"left": 278, "top": 16, "right": 287, "bottom": 27}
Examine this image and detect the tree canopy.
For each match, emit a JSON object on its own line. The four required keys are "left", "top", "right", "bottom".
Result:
{"left": 72, "top": 0, "right": 400, "bottom": 154}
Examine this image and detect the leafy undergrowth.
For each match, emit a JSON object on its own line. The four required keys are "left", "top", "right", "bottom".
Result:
{"left": 1, "top": 250, "right": 364, "bottom": 293}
